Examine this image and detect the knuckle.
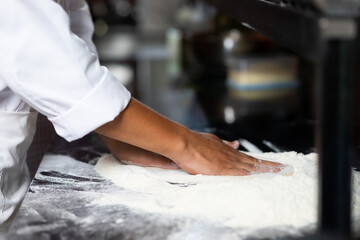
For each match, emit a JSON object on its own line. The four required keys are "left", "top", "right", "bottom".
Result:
{"left": 246, "top": 164, "right": 257, "bottom": 172}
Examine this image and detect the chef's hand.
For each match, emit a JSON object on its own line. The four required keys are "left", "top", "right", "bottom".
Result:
{"left": 169, "top": 132, "right": 283, "bottom": 176}
{"left": 96, "top": 98, "right": 284, "bottom": 176}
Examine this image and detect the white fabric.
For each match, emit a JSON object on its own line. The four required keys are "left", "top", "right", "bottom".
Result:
{"left": 0, "top": 111, "right": 38, "bottom": 233}
{"left": 0, "top": 0, "right": 131, "bottom": 141}
{"left": 0, "top": 0, "right": 131, "bottom": 231}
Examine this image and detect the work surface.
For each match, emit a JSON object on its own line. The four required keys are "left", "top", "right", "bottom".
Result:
{"left": 5, "top": 151, "right": 360, "bottom": 240}
{"left": 6, "top": 153, "right": 324, "bottom": 240}
{"left": 8, "top": 154, "right": 252, "bottom": 240}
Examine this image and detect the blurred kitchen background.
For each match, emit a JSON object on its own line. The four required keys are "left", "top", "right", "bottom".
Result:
{"left": 89, "top": 0, "right": 314, "bottom": 151}
{"left": 39, "top": 0, "right": 360, "bottom": 171}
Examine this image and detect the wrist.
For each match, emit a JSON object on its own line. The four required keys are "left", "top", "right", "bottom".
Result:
{"left": 164, "top": 126, "right": 194, "bottom": 163}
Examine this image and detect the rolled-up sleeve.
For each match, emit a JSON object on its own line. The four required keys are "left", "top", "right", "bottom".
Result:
{"left": 0, "top": 0, "right": 131, "bottom": 141}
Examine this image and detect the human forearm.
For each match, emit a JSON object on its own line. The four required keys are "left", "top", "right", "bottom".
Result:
{"left": 96, "top": 97, "right": 284, "bottom": 176}
{"left": 96, "top": 97, "right": 189, "bottom": 159}
{"left": 98, "top": 134, "right": 179, "bottom": 169}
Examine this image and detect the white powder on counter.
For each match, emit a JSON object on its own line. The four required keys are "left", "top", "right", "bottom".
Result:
{"left": 93, "top": 152, "right": 360, "bottom": 237}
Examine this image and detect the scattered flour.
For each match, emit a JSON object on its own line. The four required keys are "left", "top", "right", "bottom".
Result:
{"left": 115, "top": 218, "right": 124, "bottom": 224}
{"left": 93, "top": 152, "right": 360, "bottom": 236}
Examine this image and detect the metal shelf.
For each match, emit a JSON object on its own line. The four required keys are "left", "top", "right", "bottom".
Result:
{"left": 204, "top": 0, "right": 360, "bottom": 238}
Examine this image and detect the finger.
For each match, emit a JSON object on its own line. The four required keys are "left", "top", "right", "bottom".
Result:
{"left": 255, "top": 158, "right": 284, "bottom": 168}
{"left": 254, "top": 165, "right": 282, "bottom": 173}
{"left": 234, "top": 162, "right": 282, "bottom": 174}
{"left": 219, "top": 168, "right": 252, "bottom": 176}
{"left": 222, "top": 140, "right": 239, "bottom": 149}
{"left": 236, "top": 152, "right": 284, "bottom": 168}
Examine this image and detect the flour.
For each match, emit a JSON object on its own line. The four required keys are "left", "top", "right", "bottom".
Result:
{"left": 93, "top": 152, "right": 360, "bottom": 237}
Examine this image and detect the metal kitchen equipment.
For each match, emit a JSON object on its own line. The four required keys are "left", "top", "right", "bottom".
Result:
{"left": 203, "top": 0, "right": 359, "bottom": 238}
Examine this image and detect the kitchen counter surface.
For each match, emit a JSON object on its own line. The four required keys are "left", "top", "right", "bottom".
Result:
{"left": 5, "top": 154, "right": 263, "bottom": 240}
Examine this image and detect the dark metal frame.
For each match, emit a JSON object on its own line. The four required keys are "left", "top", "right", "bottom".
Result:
{"left": 204, "top": 0, "right": 359, "bottom": 238}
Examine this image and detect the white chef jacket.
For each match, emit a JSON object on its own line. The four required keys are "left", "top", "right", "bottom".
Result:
{"left": 0, "top": 0, "right": 131, "bottom": 141}
{"left": 0, "top": 0, "right": 131, "bottom": 232}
